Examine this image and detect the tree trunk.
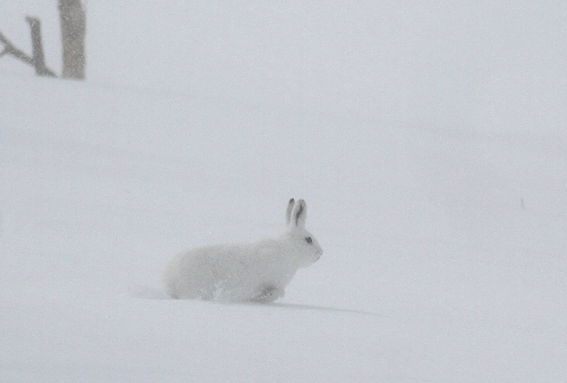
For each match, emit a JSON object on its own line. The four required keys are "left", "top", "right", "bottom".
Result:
{"left": 58, "top": 0, "right": 86, "bottom": 80}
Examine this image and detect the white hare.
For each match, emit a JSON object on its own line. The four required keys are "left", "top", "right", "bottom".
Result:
{"left": 161, "top": 199, "right": 323, "bottom": 303}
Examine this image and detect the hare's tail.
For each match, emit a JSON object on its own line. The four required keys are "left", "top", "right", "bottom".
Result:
{"left": 129, "top": 284, "right": 169, "bottom": 300}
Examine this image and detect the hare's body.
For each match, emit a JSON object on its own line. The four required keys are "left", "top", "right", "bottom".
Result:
{"left": 161, "top": 199, "right": 323, "bottom": 302}
{"left": 162, "top": 238, "right": 299, "bottom": 301}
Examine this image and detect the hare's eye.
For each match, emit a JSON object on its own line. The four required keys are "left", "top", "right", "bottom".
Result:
{"left": 305, "top": 237, "right": 313, "bottom": 244}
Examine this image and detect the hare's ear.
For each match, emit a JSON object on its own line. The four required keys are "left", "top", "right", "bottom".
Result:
{"left": 291, "top": 199, "right": 307, "bottom": 228}
{"left": 286, "top": 198, "right": 295, "bottom": 225}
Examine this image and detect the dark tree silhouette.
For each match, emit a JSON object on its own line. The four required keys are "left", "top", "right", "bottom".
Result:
{"left": 59, "top": 0, "right": 86, "bottom": 79}
{"left": 0, "top": 0, "right": 86, "bottom": 79}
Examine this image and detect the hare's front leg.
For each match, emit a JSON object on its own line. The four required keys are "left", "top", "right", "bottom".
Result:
{"left": 252, "top": 284, "right": 285, "bottom": 303}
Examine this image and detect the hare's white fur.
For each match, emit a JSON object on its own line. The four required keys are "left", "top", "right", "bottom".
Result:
{"left": 161, "top": 199, "right": 323, "bottom": 303}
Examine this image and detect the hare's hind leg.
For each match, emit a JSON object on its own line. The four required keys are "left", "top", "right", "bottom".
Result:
{"left": 163, "top": 279, "right": 203, "bottom": 300}
{"left": 163, "top": 280, "right": 179, "bottom": 299}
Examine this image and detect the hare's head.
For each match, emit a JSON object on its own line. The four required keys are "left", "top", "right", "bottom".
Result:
{"left": 283, "top": 198, "right": 323, "bottom": 267}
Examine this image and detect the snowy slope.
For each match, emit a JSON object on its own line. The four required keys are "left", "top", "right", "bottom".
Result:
{"left": 2, "top": 2, "right": 567, "bottom": 382}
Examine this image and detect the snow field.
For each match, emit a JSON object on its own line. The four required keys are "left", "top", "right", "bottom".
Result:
{"left": 1, "top": 1, "right": 566, "bottom": 382}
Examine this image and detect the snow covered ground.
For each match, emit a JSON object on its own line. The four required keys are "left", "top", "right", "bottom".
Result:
{"left": 1, "top": 2, "right": 566, "bottom": 382}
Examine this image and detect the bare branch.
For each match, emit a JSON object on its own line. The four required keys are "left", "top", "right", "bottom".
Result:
{"left": 0, "top": 20, "right": 57, "bottom": 77}
{"left": 25, "top": 17, "right": 57, "bottom": 77}
{"left": 0, "top": 30, "right": 34, "bottom": 65}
